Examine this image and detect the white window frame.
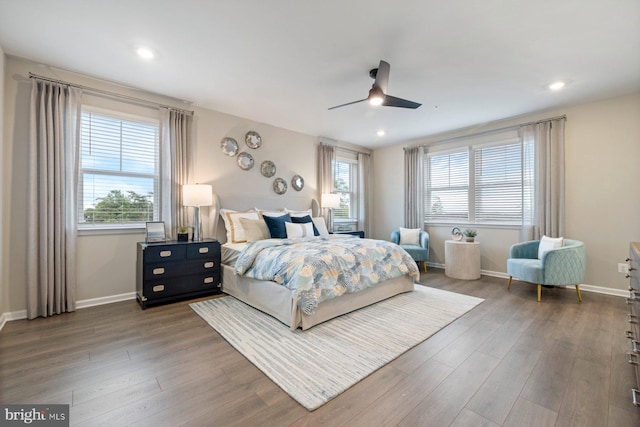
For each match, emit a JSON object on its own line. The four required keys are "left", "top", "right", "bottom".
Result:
{"left": 77, "top": 106, "right": 161, "bottom": 231}
{"left": 423, "top": 131, "right": 531, "bottom": 227}
{"left": 332, "top": 157, "right": 359, "bottom": 231}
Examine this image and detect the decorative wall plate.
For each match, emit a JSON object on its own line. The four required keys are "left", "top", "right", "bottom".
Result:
{"left": 291, "top": 175, "right": 304, "bottom": 191}
{"left": 260, "top": 160, "right": 276, "bottom": 177}
{"left": 273, "top": 177, "right": 287, "bottom": 195}
{"left": 220, "top": 137, "right": 239, "bottom": 156}
{"left": 236, "top": 152, "right": 254, "bottom": 170}
{"left": 245, "top": 131, "right": 262, "bottom": 149}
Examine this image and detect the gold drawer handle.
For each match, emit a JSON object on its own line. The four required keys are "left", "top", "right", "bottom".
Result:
{"left": 204, "top": 262, "right": 214, "bottom": 268}
{"left": 160, "top": 250, "right": 172, "bottom": 257}
{"left": 152, "top": 285, "right": 165, "bottom": 292}
{"left": 152, "top": 268, "right": 165, "bottom": 275}
{"left": 204, "top": 277, "right": 214, "bottom": 284}
{"left": 199, "top": 247, "right": 209, "bottom": 254}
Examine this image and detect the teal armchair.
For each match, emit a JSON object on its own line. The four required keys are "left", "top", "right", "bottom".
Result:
{"left": 391, "top": 229, "right": 429, "bottom": 272}
{"left": 506, "top": 239, "right": 586, "bottom": 302}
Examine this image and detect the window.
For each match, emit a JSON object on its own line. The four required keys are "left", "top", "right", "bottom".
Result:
{"left": 332, "top": 157, "right": 358, "bottom": 231}
{"left": 424, "top": 149, "right": 469, "bottom": 221}
{"left": 424, "top": 132, "right": 532, "bottom": 226}
{"left": 78, "top": 108, "right": 160, "bottom": 227}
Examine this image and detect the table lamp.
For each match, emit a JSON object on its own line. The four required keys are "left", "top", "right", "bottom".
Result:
{"left": 321, "top": 193, "right": 341, "bottom": 233}
{"left": 182, "top": 184, "right": 213, "bottom": 241}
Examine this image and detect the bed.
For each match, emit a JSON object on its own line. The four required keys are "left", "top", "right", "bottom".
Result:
{"left": 210, "top": 194, "right": 418, "bottom": 330}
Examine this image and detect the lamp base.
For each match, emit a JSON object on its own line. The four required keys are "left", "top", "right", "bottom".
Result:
{"left": 192, "top": 206, "right": 202, "bottom": 241}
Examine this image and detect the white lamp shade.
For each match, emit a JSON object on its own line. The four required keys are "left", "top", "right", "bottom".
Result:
{"left": 182, "top": 184, "right": 213, "bottom": 207}
{"left": 321, "top": 193, "right": 340, "bottom": 209}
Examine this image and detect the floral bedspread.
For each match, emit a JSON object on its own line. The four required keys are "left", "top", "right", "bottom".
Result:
{"left": 234, "top": 236, "right": 419, "bottom": 314}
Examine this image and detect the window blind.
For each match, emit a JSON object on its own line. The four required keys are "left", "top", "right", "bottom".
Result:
{"left": 424, "top": 149, "right": 469, "bottom": 221}
{"left": 79, "top": 110, "right": 160, "bottom": 225}
{"left": 423, "top": 130, "right": 531, "bottom": 226}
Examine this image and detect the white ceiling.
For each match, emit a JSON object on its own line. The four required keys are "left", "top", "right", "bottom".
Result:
{"left": 1, "top": 0, "right": 639, "bottom": 148}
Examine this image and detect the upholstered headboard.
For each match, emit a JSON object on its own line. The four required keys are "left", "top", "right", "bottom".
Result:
{"left": 208, "top": 193, "right": 320, "bottom": 243}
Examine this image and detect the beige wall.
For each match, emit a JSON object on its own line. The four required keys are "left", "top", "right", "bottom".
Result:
{"left": 373, "top": 92, "right": 640, "bottom": 291}
{"left": 2, "top": 56, "right": 334, "bottom": 312}
{"left": 0, "top": 46, "right": 5, "bottom": 315}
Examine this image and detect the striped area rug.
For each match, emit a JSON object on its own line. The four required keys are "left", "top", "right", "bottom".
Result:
{"left": 190, "top": 285, "right": 483, "bottom": 411}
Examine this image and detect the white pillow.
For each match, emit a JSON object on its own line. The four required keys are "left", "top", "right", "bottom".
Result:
{"left": 256, "top": 208, "right": 285, "bottom": 218}
{"left": 220, "top": 209, "right": 259, "bottom": 243}
{"left": 285, "top": 221, "right": 315, "bottom": 238}
{"left": 311, "top": 217, "right": 330, "bottom": 237}
{"left": 399, "top": 227, "right": 421, "bottom": 246}
{"left": 538, "top": 235, "right": 564, "bottom": 259}
{"left": 239, "top": 218, "right": 270, "bottom": 243}
{"left": 285, "top": 208, "right": 313, "bottom": 218}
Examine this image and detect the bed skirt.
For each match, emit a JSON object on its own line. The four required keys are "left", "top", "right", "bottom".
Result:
{"left": 221, "top": 264, "right": 415, "bottom": 330}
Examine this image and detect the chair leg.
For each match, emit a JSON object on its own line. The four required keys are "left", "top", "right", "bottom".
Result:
{"left": 507, "top": 276, "right": 512, "bottom": 289}
{"left": 575, "top": 285, "right": 582, "bottom": 303}
{"left": 537, "top": 284, "right": 541, "bottom": 302}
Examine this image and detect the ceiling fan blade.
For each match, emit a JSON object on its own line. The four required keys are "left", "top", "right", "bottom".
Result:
{"left": 382, "top": 94, "right": 422, "bottom": 109}
{"left": 374, "top": 60, "right": 390, "bottom": 94}
{"left": 328, "top": 98, "right": 367, "bottom": 110}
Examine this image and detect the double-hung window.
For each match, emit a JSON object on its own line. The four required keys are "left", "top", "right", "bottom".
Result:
{"left": 424, "top": 130, "right": 532, "bottom": 226}
{"left": 78, "top": 107, "right": 160, "bottom": 228}
{"left": 332, "top": 157, "right": 359, "bottom": 231}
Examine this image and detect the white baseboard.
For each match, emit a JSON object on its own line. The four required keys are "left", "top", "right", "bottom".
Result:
{"left": 0, "top": 292, "right": 136, "bottom": 331}
{"left": 75, "top": 292, "right": 136, "bottom": 309}
{"left": 425, "top": 263, "right": 629, "bottom": 298}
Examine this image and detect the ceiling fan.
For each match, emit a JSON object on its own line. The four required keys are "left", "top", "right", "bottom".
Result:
{"left": 328, "top": 60, "right": 421, "bottom": 110}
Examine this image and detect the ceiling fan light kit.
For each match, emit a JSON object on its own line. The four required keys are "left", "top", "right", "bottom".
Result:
{"left": 329, "top": 60, "right": 421, "bottom": 111}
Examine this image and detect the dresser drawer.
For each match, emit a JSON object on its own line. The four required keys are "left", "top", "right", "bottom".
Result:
{"left": 144, "top": 245, "right": 186, "bottom": 263}
{"left": 143, "top": 273, "right": 220, "bottom": 300}
{"left": 144, "top": 259, "right": 219, "bottom": 280}
{"left": 186, "top": 242, "right": 220, "bottom": 259}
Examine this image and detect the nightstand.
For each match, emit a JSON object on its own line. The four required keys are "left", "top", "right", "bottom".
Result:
{"left": 333, "top": 230, "right": 365, "bottom": 238}
{"left": 136, "top": 238, "right": 221, "bottom": 309}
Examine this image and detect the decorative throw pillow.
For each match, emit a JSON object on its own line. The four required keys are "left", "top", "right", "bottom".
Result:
{"left": 285, "top": 208, "right": 313, "bottom": 218}
{"left": 220, "top": 209, "right": 259, "bottom": 243}
{"left": 291, "top": 215, "right": 319, "bottom": 236}
{"left": 538, "top": 235, "right": 564, "bottom": 259}
{"left": 311, "top": 217, "right": 330, "bottom": 237}
{"left": 256, "top": 208, "right": 286, "bottom": 218}
{"left": 285, "top": 222, "right": 315, "bottom": 238}
{"left": 239, "top": 218, "right": 270, "bottom": 243}
{"left": 399, "top": 227, "right": 421, "bottom": 246}
{"left": 263, "top": 213, "right": 292, "bottom": 238}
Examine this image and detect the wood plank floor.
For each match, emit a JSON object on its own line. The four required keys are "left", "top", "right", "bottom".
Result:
{"left": 1, "top": 269, "right": 639, "bottom": 426}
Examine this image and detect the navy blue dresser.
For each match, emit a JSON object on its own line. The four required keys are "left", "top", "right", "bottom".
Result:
{"left": 136, "top": 239, "right": 221, "bottom": 309}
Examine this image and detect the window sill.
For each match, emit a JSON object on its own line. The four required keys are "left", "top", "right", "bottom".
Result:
{"left": 78, "top": 224, "right": 147, "bottom": 236}
{"left": 423, "top": 222, "right": 523, "bottom": 230}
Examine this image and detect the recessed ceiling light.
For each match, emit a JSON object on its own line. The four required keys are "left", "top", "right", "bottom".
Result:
{"left": 136, "top": 47, "right": 155, "bottom": 60}
{"left": 548, "top": 81, "right": 565, "bottom": 91}
{"left": 377, "top": 130, "right": 385, "bottom": 137}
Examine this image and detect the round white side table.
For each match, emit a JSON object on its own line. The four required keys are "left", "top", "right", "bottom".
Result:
{"left": 445, "top": 240, "right": 481, "bottom": 280}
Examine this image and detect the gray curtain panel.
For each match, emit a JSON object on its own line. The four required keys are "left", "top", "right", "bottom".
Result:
{"left": 521, "top": 118, "right": 566, "bottom": 240}
{"left": 317, "top": 143, "right": 335, "bottom": 228}
{"left": 357, "top": 152, "right": 371, "bottom": 237}
{"left": 404, "top": 146, "right": 422, "bottom": 228}
{"left": 160, "top": 108, "right": 193, "bottom": 239}
{"left": 27, "top": 79, "right": 82, "bottom": 319}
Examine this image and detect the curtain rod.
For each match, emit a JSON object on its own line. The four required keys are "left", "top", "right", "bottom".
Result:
{"left": 409, "top": 114, "right": 567, "bottom": 149}
{"left": 336, "top": 146, "right": 370, "bottom": 156}
{"left": 28, "top": 72, "right": 194, "bottom": 115}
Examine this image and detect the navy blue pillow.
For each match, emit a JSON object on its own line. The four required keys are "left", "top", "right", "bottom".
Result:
{"left": 262, "top": 214, "right": 292, "bottom": 238}
{"left": 291, "top": 215, "right": 319, "bottom": 236}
